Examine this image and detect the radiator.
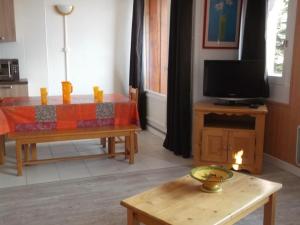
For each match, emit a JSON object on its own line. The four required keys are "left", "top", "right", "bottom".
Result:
{"left": 296, "top": 126, "right": 300, "bottom": 166}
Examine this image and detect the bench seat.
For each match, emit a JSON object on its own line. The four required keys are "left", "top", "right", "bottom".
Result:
{"left": 6, "top": 125, "right": 140, "bottom": 176}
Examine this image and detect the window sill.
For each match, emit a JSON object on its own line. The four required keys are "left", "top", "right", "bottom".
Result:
{"left": 268, "top": 75, "right": 289, "bottom": 87}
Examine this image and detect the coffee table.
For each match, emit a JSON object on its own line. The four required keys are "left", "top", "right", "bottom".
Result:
{"left": 121, "top": 172, "right": 282, "bottom": 225}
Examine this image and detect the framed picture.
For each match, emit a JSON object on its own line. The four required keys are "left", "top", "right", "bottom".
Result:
{"left": 203, "top": 0, "right": 243, "bottom": 49}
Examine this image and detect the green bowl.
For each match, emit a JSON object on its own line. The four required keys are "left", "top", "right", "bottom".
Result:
{"left": 190, "top": 166, "right": 233, "bottom": 193}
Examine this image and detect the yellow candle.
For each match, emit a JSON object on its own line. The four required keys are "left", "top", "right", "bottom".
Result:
{"left": 93, "top": 86, "right": 99, "bottom": 100}
{"left": 40, "top": 87, "right": 48, "bottom": 105}
{"left": 62, "top": 81, "right": 73, "bottom": 104}
{"left": 96, "top": 90, "right": 104, "bottom": 102}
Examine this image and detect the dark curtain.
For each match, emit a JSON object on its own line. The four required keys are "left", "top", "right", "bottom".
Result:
{"left": 241, "top": 0, "right": 267, "bottom": 61}
{"left": 163, "top": 0, "right": 193, "bottom": 158}
{"left": 241, "top": 0, "right": 269, "bottom": 97}
{"left": 129, "top": 0, "right": 147, "bottom": 129}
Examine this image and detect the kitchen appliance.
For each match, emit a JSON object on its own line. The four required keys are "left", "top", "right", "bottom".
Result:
{"left": 0, "top": 59, "right": 19, "bottom": 81}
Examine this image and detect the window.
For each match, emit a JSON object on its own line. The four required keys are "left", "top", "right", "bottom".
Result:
{"left": 144, "top": 0, "right": 170, "bottom": 95}
{"left": 266, "top": 0, "right": 296, "bottom": 81}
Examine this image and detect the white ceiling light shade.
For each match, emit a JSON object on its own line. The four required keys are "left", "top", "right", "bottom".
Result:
{"left": 55, "top": 5, "right": 74, "bottom": 16}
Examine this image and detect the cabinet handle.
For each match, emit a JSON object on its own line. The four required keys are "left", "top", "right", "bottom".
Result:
{"left": 0, "top": 85, "right": 13, "bottom": 89}
{"left": 0, "top": 37, "right": 5, "bottom": 40}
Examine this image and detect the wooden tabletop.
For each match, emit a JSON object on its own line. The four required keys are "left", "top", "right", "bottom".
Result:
{"left": 121, "top": 172, "right": 282, "bottom": 225}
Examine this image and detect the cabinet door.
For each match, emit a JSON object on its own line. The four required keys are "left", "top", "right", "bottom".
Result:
{"left": 0, "top": 84, "right": 28, "bottom": 97}
{"left": 201, "top": 129, "right": 228, "bottom": 163}
{"left": 228, "top": 130, "right": 256, "bottom": 165}
{"left": 0, "top": 0, "right": 16, "bottom": 42}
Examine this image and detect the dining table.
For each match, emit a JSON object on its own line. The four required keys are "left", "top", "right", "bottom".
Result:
{"left": 0, "top": 94, "right": 140, "bottom": 175}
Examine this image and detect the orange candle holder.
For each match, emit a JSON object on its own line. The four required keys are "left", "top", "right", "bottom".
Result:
{"left": 62, "top": 81, "right": 73, "bottom": 104}
{"left": 40, "top": 87, "right": 48, "bottom": 105}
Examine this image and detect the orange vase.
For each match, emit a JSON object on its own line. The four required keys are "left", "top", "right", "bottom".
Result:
{"left": 62, "top": 81, "right": 73, "bottom": 103}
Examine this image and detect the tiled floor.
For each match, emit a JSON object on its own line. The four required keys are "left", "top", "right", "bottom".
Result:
{"left": 0, "top": 131, "right": 192, "bottom": 188}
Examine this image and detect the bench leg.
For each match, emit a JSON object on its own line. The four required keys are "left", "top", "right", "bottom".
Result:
{"left": 0, "top": 135, "right": 5, "bottom": 165}
{"left": 108, "top": 137, "right": 115, "bottom": 158}
{"left": 125, "top": 136, "right": 130, "bottom": 159}
{"left": 16, "top": 141, "right": 23, "bottom": 176}
{"left": 31, "top": 143, "right": 37, "bottom": 161}
{"left": 129, "top": 132, "right": 135, "bottom": 164}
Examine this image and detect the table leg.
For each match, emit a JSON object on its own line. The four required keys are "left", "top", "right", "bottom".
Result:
{"left": 134, "top": 133, "right": 138, "bottom": 153}
{"left": 0, "top": 135, "right": 5, "bottom": 165}
{"left": 16, "top": 141, "right": 23, "bottom": 176}
{"left": 129, "top": 132, "right": 135, "bottom": 164}
{"left": 100, "top": 138, "right": 106, "bottom": 148}
{"left": 24, "top": 144, "right": 30, "bottom": 162}
{"left": 127, "top": 209, "right": 139, "bottom": 225}
{"left": 264, "top": 193, "right": 277, "bottom": 225}
{"left": 31, "top": 143, "right": 37, "bottom": 160}
{"left": 108, "top": 137, "right": 115, "bottom": 158}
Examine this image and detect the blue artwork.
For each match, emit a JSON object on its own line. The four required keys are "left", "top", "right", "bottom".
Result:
{"left": 204, "top": 0, "right": 242, "bottom": 48}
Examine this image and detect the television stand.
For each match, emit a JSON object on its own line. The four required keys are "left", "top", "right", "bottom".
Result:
{"left": 193, "top": 101, "right": 268, "bottom": 174}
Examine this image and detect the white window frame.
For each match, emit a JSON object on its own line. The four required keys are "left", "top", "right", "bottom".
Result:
{"left": 267, "top": 0, "right": 297, "bottom": 87}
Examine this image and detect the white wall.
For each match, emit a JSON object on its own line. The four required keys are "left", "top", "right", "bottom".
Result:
{"left": 192, "top": 0, "right": 238, "bottom": 103}
{"left": 0, "top": 0, "right": 133, "bottom": 96}
{"left": 0, "top": 0, "right": 49, "bottom": 95}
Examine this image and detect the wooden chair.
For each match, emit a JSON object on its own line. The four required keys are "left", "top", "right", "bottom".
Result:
{"left": 101, "top": 86, "right": 139, "bottom": 155}
{"left": 126, "top": 86, "right": 139, "bottom": 153}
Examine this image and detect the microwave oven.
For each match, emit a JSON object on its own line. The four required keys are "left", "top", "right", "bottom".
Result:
{"left": 0, "top": 59, "right": 19, "bottom": 81}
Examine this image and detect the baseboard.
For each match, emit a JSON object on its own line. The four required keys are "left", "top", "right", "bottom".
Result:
{"left": 146, "top": 125, "right": 166, "bottom": 139}
{"left": 146, "top": 117, "right": 166, "bottom": 133}
{"left": 264, "top": 153, "right": 300, "bottom": 177}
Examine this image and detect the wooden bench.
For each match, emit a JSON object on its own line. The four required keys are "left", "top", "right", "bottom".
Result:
{"left": 7, "top": 125, "right": 139, "bottom": 176}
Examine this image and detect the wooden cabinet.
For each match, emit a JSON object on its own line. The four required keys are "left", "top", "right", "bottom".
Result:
{"left": 193, "top": 102, "right": 268, "bottom": 174}
{"left": 0, "top": 0, "right": 16, "bottom": 42}
{"left": 0, "top": 82, "right": 28, "bottom": 97}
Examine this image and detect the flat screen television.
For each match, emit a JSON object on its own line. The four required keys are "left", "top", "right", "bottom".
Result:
{"left": 203, "top": 60, "right": 269, "bottom": 99}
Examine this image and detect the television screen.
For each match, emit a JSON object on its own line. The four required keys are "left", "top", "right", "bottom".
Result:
{"left": 203, "top": 60, "right": 269, "bottom": 99}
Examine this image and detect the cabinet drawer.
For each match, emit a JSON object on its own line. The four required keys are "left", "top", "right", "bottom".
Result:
{"left": 0, "top": 84, "right": 28, "bottom": 97}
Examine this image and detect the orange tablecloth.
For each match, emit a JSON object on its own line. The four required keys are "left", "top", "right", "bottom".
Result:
{"left": 0, "top": 94, "right": 139, "bottom": 135}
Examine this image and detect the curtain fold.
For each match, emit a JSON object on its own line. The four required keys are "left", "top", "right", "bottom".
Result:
{"left": 241, "top": 0, "right": 269, "bottom": 97}
{"left": 163, "top": 0, "right": 193, "bottom": 158}
{"left": 241, "top": 0, "right": 267, "bottom": 61}
{"left": 129, "top": 0, "right": 147, "bottom": 129}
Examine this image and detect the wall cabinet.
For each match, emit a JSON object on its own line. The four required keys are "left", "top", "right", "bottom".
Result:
{"left": 193, "top": 102, "right": 268, "bottom": 174}
{"left": 0, "top": 0, "right": 16, "bottom": 42}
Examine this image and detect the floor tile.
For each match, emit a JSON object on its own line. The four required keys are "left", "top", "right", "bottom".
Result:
{"left": 25, "top": 164, "right": 59, "bottom": 185}
{"left": 56, "top": 160, "right": 91, "bottom": 180}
